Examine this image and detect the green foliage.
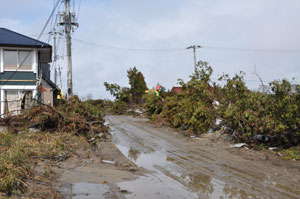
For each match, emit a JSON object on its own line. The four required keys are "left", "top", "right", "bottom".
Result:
{"left": 147, "top": 61, "right": 217, "bottom": 133}
{"left": 143, "top": 94, "right": 164, "bottom": 117}
{"left": 281, "top": 147, "right": 300, "bottom": 160}
{"left": 59, "top": 95, "right": 104, "bottom": 121}
{"left": 104, "top": 82, "right": 121, "bottom": 99}
{"left": 144, "top": 60, "right": 300, "bottom": 148}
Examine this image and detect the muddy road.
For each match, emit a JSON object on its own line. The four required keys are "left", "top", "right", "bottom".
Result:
{"left": 106, "top": 115, "right": 300, "bottom": 199}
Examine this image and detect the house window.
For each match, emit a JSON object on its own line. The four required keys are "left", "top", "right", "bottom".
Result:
{"left": 4, "top": 50, "right": 33, "bottom": 70}
{"left": 4, "top": 50, "right": 17, "bottom": 69}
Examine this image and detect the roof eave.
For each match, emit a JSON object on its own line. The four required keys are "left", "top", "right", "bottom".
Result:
{"left": 0, "top": 44, "right": 52, "bottom": 48}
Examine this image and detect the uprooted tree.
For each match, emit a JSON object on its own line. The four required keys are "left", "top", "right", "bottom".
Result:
{"left": 143, "top": 60, "right": 300, "bottom": 148}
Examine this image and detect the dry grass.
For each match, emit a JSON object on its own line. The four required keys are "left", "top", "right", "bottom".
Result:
{"left": 0, "top": 130, "right": 83, "bottom": 196}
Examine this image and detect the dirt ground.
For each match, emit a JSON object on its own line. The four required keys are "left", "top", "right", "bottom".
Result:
{"left": 6, "top": 114, "right": 298, "bottom": 199}
{"left": 107, "top": 115, "right": 300, "bottom": 199}
{"left": 52, "top": 133, "right": 145, "bottom": 199}
{"left": 4, "top": 132, "right": 144, "bottom": 199}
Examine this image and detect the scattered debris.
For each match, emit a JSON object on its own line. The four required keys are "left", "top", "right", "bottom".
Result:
{"left": 135, "top": 109, "right": 143, "bottom": 114}
{"left": 215, "top": 118, "right": 222, "bottom": 126}
{"left": 269, "top": 147, "right": 279, "bottom": 151}
{"left": 208, "top": 129, "right": 214, "bottom": 133}
{"left": 253, "top": 135, "right": 269, "bottom": 143}
{"left": 120, "top": 189, "right": 131, "bottom": 194}
{"left": 183, "top": 125, "right": 189, "bottom": 130}
{"left": 190, "top": 135, "right": 201, "bottom": 140}
{"left": 102, "top": 160, "right": 115, "bottom": 164}
{"left": 230, "top": 143, "right": 247, "bottom": 148}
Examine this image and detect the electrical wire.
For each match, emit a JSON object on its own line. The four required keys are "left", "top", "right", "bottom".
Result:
{"left": 72, "top": 37, "right": 186, "bottom": 52}
{"left": 3, "top": 0, "right": 63, "bottom": 86}
{"left": 76, "top": 0, "right": 82, "bottom": 21}
{"left": 203, "top": 45, "right": 300, "bottom": 54}
{"left": 98, "top": 0, "right": 141, "bottom": 24}
{"left": 72, "top": 37, "right": 300, "bottom": 55}
{"left": 37, "top": 0, "right": 62, "bottom": 41}
{"left": 47, "top": 0, "right": 64, "bottom": 43}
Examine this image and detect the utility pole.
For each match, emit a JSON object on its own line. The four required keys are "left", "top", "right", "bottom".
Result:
{"left": 53, "top": 33, "right": 57, "bottom": 84}
{"left": 49, "top": 28, "right": 61, "bottom": 84}
{"left": 65, "top": 0, "right": 73, "bottom": 97}
{"left": 50, "top": 28, "right": 63, "bottom": 85}
{"left": 187, "top": 45, "right": 201, "bottom": 68}
{"left": 59, "top": 0, "right": 78, "bottom": 98}
{"left": 53, "top": 29, "right": 57, "bottom": 85}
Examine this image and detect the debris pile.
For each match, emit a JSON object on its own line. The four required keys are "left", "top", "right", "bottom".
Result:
{"left": 1, "top": 96, "right": 109, "bottom": 140}
{"left": 0, "top": 96, "right": 109, "bottom": 197}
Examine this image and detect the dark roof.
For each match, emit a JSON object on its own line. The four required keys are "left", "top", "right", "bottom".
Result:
{"left": 0, "top": 28, "right": 51, "bottom": 48}
{"left": 42, "top": 76, "right": 60, "bottom": 91}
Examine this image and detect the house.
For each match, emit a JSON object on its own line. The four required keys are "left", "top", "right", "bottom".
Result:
{"left": 171, "top": 87, "right": 184, "bottom": 94}
{"left": 0, "top": 28, "right": 59, "bottom": 117}
{"left": 171, "top": 86, "right": 193, "bottom": 94}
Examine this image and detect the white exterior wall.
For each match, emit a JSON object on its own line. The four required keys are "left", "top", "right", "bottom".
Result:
{"left": 0, "top": 47, "right": 39, "bottom": 117}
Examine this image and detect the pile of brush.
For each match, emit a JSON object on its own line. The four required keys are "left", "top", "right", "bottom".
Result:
{"left": 0, "top": 96, "right": 108, "bottom": 141}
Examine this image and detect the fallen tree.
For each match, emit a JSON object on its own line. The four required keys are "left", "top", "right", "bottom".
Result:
{"left": 143, "top": 61, "right": 300, "bottom": 149}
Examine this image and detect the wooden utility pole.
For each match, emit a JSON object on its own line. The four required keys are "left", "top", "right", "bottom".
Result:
{"left": 65, "top": 0, "right": 73, "bottom": 97}
{"left": 187, "top": 45, "right": 201, "bottom": 68}
{"left": 53, "top": 29, "right": 57, "bottom": 85}
{"left": 59, "top": 0, "right": 78, "bottom": 98}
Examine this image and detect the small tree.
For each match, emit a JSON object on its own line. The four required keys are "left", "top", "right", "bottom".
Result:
{"left": 104, "top": 82, "right": 130, "bottom": 103}
{"left": 127, "top": 67, "right": 147, "bottom": 103}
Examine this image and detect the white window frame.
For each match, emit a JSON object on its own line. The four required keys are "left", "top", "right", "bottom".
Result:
{"left": 0, "top": 47, "right": 38, "bottom": 73}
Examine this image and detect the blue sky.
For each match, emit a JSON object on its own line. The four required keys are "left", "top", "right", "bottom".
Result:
{"left": 0, "top": 0, "right": 300, "bottom": 99}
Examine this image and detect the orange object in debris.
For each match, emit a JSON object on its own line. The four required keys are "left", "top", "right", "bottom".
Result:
{"left": 156, "top": 85, "right": 160, "bottom": 91}
{"left": 40, "top": 85, "right": 47, "bottom": 92}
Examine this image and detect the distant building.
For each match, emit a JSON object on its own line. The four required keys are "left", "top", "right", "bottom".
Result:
{"left": 0, "top": 28, "right": 60, "bottom": 117}
{"left": 171, "top": 87, "right": 184, "bottom": 94}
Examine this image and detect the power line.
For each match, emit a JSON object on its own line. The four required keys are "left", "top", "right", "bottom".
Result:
{"left": 203, "top": 45, "right": 300, "bottom": 54}
{"left": 37, "top": 0, "right": 62, "bottom": 41}
{"left": 3, "top": 0, "right": 62, "bottom": 86}
{"left": 98, "top": 0, "right": 141, "bottom": 24}
{"left": 72, "top": 37, "right": 300, "bottom": 54}
{"left": 73, "top": 37, "right": 186, "bottom": 52}
{"left": 76, "top": 0, "right": 82, "bottom": 21}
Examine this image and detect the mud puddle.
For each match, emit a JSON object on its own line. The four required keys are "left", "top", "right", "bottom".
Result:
{"left": 58, "top": 183, "right": 110, "bottom": 199}
{"left": 107, "top": 116, "right": 226, "bottom": 199}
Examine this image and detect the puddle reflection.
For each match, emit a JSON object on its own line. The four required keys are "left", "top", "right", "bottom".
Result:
{"left": 180, "top": 173, "right": 213, "bottom": 195}
{"left": 128, "top": 148, "right": 141, "bottom": 162}
{"left": 222, "top": 184, "right": 258, "bottom": 199}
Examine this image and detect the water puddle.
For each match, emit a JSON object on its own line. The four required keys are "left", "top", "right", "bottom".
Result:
{"left": 59, "top": 182, "right": 110, "bottom": 199}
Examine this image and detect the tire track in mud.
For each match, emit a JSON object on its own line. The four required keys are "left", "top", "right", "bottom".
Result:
{"left": 107, "top": 115, "right": 300, "bottom": 199}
